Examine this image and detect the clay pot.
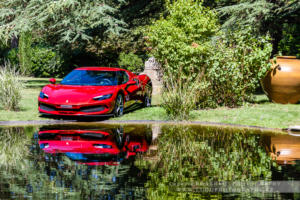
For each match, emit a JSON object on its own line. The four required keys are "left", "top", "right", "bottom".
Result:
{"left": 262, "top": 56, "right": 300, "bottom": 104}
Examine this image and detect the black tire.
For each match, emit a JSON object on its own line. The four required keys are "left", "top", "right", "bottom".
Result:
{"left": 113, "top": 94, "right": 124, "bottom": 117}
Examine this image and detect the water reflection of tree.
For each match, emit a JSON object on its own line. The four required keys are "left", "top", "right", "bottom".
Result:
{"left": 0, "top": 127, "right": 149, "bottom": 199}
{"left": 143, "top": 126, "right": 281, "bottom": 199}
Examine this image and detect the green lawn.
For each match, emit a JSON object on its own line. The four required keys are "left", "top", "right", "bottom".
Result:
{"left": 0, "top": 88, "right": 42, "bottom": 121}
{"left": 115, "top": 94, "right": 300, "bottom": 128}
{"left": 1, "top": 77, "right": 299, "bottom": 129}
{"left": 0, "top": 77, "right": 61, "bottom": 121}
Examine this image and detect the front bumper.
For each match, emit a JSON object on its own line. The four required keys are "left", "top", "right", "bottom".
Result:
{"left": 38, "top": 100, "right": 114, "bottom": 117}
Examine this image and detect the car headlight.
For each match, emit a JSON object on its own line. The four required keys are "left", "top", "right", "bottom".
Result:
{"left": 39, "top": 92, "right": 49, "bottom": 99}
{"left": 93, "top": 94, "right": 112, "bottom": 101}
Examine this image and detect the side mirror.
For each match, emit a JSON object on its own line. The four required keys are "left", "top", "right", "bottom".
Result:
{"left": 49, "top": 78, "right": 56, "bottom": 84}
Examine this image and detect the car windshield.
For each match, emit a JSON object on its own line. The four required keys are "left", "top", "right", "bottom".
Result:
{"left": 60, "top": 70, "right": 118, "bottom": 86}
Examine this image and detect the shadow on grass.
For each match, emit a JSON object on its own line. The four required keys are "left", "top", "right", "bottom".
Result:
{"left": 248, "top": 94, "right": 271, "bottom": 105}
{"left": 253, "top": 99, "right": 270, "bottom": 104}
{"left": 0, "top": 105, "right": 28, "bottom": 113}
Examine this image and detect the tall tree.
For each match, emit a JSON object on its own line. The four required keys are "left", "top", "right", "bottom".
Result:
{"left": 216, "top": 0, "right": 300, "bottom": 55}
{"left": 18, "top": 32, "right": 32, "bottom": 74}
{"left": 0, "top": 0, "right": 127, "bottom": 48}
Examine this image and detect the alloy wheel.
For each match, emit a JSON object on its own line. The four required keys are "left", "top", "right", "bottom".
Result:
{"left": 114, "top": 94, "right": 124, "bottom": 117}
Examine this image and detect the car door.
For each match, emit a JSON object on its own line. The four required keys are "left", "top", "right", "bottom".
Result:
{"left": 119, "top": 71, "right": 142, "bottom": 108}
{"left": 117, "top": 71, "right": 134, "bottom": 108}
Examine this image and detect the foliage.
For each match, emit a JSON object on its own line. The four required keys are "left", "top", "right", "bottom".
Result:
{"left": 162, "top": 73, "right": 204, "bottom": 120}
{"left": 0, "top": 0, "right": 126, "bottom": 47}
{"left": 146, "top": 0, "right": 273, "bottom": 111}
{"left": 0, "top": 41, "right": 9, "bottom": 65}
{"left": 6, "top": 48, "right": 19, "bottom": 66}
{"left": 146, "top": 126, "right": 279, "bottom": 199}
{"left": 202, "top": 28, "right": 273, "bottom": 108}
{"left": 30, "top": 45, "right": 65, "bottom": 78}
{"left": 2, "top": 45, "right": 65, "bottom": 78}
{"left": 278, "top": 23, "right": 300, "bottom": 57}
{"left": 117, "top": 52, "right": 144, "bottom": 72}
{"left": 145, "top": 0, "right": 219, "bottom": 78}
{"left": 81, "top": 0, "right": 166, "bottom": 68}
{"left": 217, "top": 0, "right": 273, "bottom": 31}
{"left": 217, "top": 0, "right": 300, "bottom": 55}
{"left": 18, "top": 32, "right": 32, "bottom": 75}
{"left": 0, "top": 62, "right": 23, "bottom": 111}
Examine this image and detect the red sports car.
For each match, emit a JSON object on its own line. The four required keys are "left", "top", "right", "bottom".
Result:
{"left": 38, "top": 67, "right": 152, "bottom": 117}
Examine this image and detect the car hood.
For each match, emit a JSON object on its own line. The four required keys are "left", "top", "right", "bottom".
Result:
{"left": 41, "top": 84, "right": 117, "bottom": 105}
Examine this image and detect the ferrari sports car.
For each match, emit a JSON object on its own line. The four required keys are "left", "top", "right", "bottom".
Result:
{"left": 38, "top": 129, "right": 151, "bottom": 166}
{"left": 38, "top": 67, "right": 152, "bottom": 117}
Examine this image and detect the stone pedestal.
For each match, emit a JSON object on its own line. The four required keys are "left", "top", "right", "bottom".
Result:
{"left": 141, "top": 57, "right": 163, "bottom": 96}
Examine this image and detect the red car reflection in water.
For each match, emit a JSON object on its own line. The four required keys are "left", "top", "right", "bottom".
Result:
{"left": 38, "top": 129, "right": 151, "bottom": 166}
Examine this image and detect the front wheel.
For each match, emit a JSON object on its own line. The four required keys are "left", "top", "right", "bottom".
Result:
{"left": 113, "top": 94, "right": 124, "bottom": 117}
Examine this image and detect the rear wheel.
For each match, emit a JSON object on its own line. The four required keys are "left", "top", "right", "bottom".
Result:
{"left": 113, "top": 94, "right": 124, "bottom": 117}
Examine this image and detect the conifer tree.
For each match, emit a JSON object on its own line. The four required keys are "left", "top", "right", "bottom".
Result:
{"left": 0, "top": 0, "right": 127, "bottom": 47}
{"left": 217, "top": 0, "right": 300, "bottom": 55}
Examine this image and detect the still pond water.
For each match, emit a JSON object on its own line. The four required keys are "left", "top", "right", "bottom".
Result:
{"left": 0, "top": 124, "right": 299, "bottom": 199}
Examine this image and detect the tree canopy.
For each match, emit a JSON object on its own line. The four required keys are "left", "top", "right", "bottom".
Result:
{"left": 216, "top": 0, "right": 300, "bottom": 55}
{"left": 0, "top": 0, "right": 299, "bottom": 77}
{"left": 0, "top": 0, "right": 126, "bottom": 46}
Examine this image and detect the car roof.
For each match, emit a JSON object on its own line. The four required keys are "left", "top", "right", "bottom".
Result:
{"left": 75, "top": 67, "right": 126, "bottom": 71}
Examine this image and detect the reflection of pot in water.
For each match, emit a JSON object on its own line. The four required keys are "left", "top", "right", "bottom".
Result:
{"left": 269, "top": 134, "right": 300, "bottom": 165}
{"left": 262, "top": 56, "right": 300, "bottom": 104}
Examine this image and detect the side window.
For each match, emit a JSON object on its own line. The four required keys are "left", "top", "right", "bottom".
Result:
{"left": 122, "top": 72, "right": 129, "bottom": 84}
{"left": 118, "top": 71, "right": 129, "bottom": 85}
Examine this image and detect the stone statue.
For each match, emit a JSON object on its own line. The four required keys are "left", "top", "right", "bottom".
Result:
{"left": 141, "top": 57, "right": 163, "bottom": 96}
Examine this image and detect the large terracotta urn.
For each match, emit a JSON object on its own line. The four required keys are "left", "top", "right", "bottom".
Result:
{"left": 262, "top": 56, "right": 300, "bottom": 104}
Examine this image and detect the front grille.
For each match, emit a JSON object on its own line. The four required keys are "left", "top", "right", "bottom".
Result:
{"left": 40, "top": 103, "right": 106, "bottom": 113}
{"left": 40, "top": 104, "right": 56, "bottom": 111}
{"left": 81, "top": 106, "right": 105, "bottom": 113}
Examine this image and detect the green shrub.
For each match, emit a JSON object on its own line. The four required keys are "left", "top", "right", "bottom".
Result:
{"left": 278, "top": 23, "right": 300, "bottom": 57}
{"left": 6, "top": 48, "right": 19, "bottom": 67}
{"left": 117, "top": 52, "right": 144, "bottom": 73}
{"left": 4, "top": 45, "right": 65, "bottom": 78}
{"left": 203, "top": 28, "right": 272, "bottom": 108}
{"left": 145, "top": 0, "right": 219, "bottom": 78}
{"left": 31, "top": 45, "right": 64, "bottom": 77}
{"left": 162, "top": 72, "right": 204, "bottom": 120}
{"left": 146, "top": 0, "right": 272, "bottom": 112}
{"left": 0, "top": 62, "right": 23, "bottom": 111}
